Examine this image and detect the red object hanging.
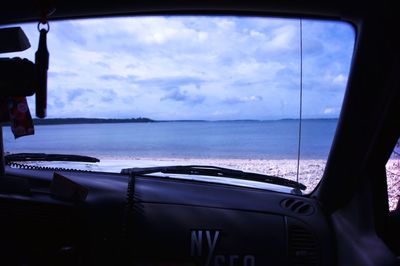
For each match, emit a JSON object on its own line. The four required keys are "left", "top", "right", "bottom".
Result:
{"left": 0, "top": 97, "right": 35, "bottom": 138}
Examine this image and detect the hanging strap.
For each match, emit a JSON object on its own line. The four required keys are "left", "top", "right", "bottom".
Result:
{"left": 35, "top": 21, "right": 50, "bottom": 118}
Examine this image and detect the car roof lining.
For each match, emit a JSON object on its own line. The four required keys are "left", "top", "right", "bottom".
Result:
{"left": 0, "top": 0, "right": 364, "bottom": 26}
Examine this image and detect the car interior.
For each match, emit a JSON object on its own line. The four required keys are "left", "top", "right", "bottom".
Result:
{"left": 0, "top": 0, "right": 399, "bottom": 265}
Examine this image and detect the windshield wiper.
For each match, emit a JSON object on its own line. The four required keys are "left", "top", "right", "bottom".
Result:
{"left": 5, "top": 153, "right": 100, "bottom": 163}
{"left": 121, "top": 165, "right": 306, "bottom": 190}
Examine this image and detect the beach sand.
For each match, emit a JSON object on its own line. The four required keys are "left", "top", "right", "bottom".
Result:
{"left": 386, "top": 159, "right": 400, "bottom": 210}
{"left": 96, "top": 156, "right": 326, "bottom": 193}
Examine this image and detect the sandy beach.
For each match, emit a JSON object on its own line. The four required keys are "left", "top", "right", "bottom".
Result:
{"left": 386, "top": 159, "right": 400, "bottom": 210}
{"left": 95, "top": 156, "right": 326, "bottom": 193}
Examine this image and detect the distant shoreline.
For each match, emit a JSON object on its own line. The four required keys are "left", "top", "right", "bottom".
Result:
{"left": 33, "top": 117, "right": 154, "bottom": 125}
{"left": 22, "top": 117, "right": 338, "bottom": 126}
{"left": 1, "top": 117, "right": 339, "bottom": 126}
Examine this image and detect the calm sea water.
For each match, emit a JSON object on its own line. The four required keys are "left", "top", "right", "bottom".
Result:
{"left": 2, "top": 119, "right": 338, "bottom": 160}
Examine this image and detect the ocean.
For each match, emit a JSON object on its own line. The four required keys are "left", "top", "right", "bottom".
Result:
{"left": 2, "top": 119, "right": 338, "bottom": 160}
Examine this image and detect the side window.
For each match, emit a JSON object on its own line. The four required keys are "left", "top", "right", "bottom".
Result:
{"left": 387, "top": 139, "right": 400, "bottom": 211}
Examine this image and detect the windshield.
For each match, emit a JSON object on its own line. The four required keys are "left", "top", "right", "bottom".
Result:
{"left": 1, "top": 16, "right": 355, "bottom": 193}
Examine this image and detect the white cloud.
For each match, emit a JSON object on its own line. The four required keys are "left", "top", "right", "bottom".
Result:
{"left": 323, "top": 108, "right": 337, "bottom": 115}
{"left": 333, "top": 74, "right": 347, "bottom": 85}
{"left": 249, "top": 30, "right": 265, "bottom": 38}
{"left": 245, "top": 95, "right": 263, "bottom": 102}
{"left": 266, "top": 24, "right": 299, "bottom": 52}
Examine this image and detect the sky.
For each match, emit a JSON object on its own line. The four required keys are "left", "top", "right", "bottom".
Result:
{"left": 3, "top": 16, "right": 355, "bottom": 120}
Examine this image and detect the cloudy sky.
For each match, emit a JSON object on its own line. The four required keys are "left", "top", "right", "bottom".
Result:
{"left": 5, "top": 16, "right": 354, "bottom": 120}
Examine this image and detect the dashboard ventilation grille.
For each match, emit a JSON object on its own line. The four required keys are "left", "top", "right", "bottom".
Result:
{"left": 281, "top": 198, "right": 314, "bottom": 215}
{"left": 288, "top": 225, "right": 319, "bottom": 266}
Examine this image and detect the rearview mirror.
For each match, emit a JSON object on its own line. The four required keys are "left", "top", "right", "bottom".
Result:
{"left": 0, "top": 27, "right": 31, "bottom": 53}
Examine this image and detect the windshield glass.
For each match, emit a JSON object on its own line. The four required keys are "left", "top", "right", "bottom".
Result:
{"left": 1, "top": 16, "right": 355, "bottom": 193}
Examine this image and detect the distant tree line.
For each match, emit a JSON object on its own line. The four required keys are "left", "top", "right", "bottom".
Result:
{"left": 31, "top": 117, "right": 154, "bottom": 125}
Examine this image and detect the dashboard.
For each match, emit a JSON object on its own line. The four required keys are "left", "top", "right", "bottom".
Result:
{"left": 1, "top": 167, "right": 334, "bottom": 265}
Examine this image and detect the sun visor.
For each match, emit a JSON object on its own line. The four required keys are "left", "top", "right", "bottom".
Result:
{"left": 0, "top": 27, "right": 31, "bottom": 53}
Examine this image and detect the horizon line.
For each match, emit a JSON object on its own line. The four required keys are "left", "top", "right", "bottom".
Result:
{"left": 30, "top": 117, "right": 339, "bottom": 122}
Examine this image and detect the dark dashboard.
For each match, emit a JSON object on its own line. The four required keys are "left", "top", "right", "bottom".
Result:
{"left": 1, "top": 167, "right": 334, "bottom": 265}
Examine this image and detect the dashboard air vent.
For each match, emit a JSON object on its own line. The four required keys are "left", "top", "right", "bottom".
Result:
{"left": 288, "top": 225, "right": 319, "bottom": 266}
{"left": 281, "top": 198, "right": 315, "bottom": 215}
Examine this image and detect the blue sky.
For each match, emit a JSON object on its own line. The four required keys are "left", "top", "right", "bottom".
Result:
{"left": 5, "top": 16, "right": 355, "bottom": 120}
